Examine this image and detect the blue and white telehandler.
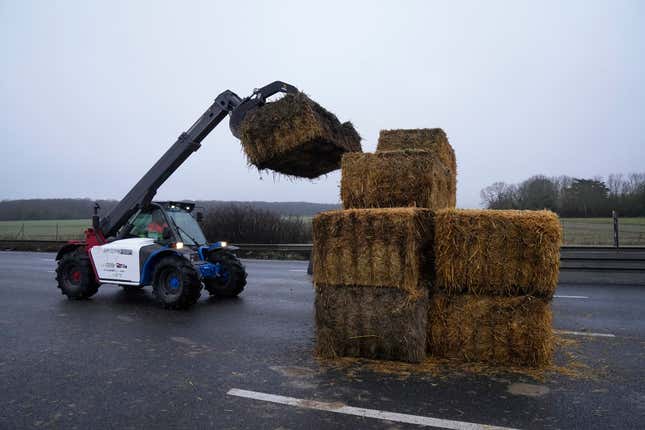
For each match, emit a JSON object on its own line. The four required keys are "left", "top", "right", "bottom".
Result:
{"left": 55, "top": 81, "right": 298, "bottom": 309}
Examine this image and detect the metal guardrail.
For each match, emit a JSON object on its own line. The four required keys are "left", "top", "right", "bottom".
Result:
{"left": 559, "top": 246, "right": 645, "bottom": 271}
{"left": 0, "top": 239, "right": 68, "bottom": 252}
{"left": 232, "top": 243, "right": 314, "bottom": 252}
{"left": 0, "top": 240, "right": 316, "bottom": 255}
{"left": 1, "top": 240, "right": 644, "bottom": 272}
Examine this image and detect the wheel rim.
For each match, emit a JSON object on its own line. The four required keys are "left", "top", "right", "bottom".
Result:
{"left": 65, "top": 265, "right": 82, "bottom": 288}
{"left": 213, "top": 262, "right": 230, "bottom": 285}
{"left": 219, "top": 265, "right": 230, "bottom": 284}
{"left": 160, "top": 268, "right": 182, "bottom": 298}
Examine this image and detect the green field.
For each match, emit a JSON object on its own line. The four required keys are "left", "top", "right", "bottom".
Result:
{"left": 0, "top": 219, "right": 89, "bottom": 240}
{"left": 1, "top": 217, "right": 644, "bottom": 245}
{"left": 560, "top": 217, "right": 645, "bottom": 246}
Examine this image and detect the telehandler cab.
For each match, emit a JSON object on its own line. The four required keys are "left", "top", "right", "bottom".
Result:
{"left": 55, "top": 81, "right": 298, "bottom": 309}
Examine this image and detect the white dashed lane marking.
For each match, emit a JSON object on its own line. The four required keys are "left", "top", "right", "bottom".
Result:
{"left": 554, "top": 330, "right": 616, "bottom": 338}
{"left": 227, "top": 388, "right": 519, "bottom": 430}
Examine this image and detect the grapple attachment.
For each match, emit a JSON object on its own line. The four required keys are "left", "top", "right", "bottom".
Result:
{"left": 229, "top": 81, "right": 299, "bottom": 139}
{"left": 232, "top": 84, "right": 362, "bottom": 178}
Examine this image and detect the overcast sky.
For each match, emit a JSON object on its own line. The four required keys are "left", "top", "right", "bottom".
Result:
{"left": 1, "top": 1, "right": 643, "bottom": 207}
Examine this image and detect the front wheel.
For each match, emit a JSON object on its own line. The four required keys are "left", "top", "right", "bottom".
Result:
{"left": 56, "top": 249, "right": 100, "bottom": 300}
{"left": 204, "top": 251, "right": 247, "bottom": 298}
{"left": 152, "top": 256, "right": 202, "bottom": 310}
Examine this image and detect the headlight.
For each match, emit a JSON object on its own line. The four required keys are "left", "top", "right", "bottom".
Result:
{"left": 220, "top": 241, "right": 227, "bottom": 247}
{"left": 175, "top": 242, "right": 184, "bottom": 249}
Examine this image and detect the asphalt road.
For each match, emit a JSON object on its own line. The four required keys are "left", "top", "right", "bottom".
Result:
{"left": 0, "top": 251, "right": 643, "bottom": 429}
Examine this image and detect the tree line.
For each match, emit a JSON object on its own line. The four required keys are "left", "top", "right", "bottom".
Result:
{"left": 480, "top": 173, "right": 645, "bottom": 217}
{"left": 200, "top": 204, "right": 311, "bottom": 244}
{"left": 0, "top": 199, "right": 119, "bottom": 221}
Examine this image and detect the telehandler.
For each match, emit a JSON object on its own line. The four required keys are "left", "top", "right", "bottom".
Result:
{"left": 55, "top": 81, "right": 298, "bottom": 309}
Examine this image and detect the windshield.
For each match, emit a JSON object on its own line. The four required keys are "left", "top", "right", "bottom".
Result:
{"left": 165, "top": 208, "right": 207, "bottom": 246}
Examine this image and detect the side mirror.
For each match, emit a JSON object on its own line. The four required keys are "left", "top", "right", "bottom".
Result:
{"left": 162, "top": 226, "right": 173, "bottom": 240}
{"left": 196, "top": 212, "right": 204, "bottom": 223}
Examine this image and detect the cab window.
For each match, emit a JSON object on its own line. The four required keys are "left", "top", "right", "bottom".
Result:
{"left": 129, "top": 209, "right": 170, "bottom": 241}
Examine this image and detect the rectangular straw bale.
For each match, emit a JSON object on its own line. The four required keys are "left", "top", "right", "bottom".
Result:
{"left": 427, "top": 293, "right": 553, "bottom": 367}
{"left": 240, "top": 92, "right": 362, "bottom": 178}
{"left": 315, "top": 285, "right": 427, "bottom": 363}
{"left": 377, "top": 128, "right": 456, "bottom": 172}
{"left": 435, "top": 209, "right": 562, "bottom": 298}
{"left": 340, "top": 150, "right": 456, "bottom": 210}
{"left": 312, "top": 208, "right": 434, "bottom": 298}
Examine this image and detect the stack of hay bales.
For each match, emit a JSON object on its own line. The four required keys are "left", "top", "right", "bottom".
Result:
{"left": 313, "top": 129, "right": 456, "bottom": 363}
{"left": 313, "top": 209, "right": 434, "bottom": 363}
{"left": 341, "top": 129, "right": 456, "bottom": 209}
{"left": 429, "top": 209, "right": 561, "bottom": 366}
{"left": 313, "top": 127, "right": 562, "bottom": 367}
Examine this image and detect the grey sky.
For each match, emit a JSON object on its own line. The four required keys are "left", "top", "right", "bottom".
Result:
{"left": 1, "top": 1, "right": 643, "bottom": 207}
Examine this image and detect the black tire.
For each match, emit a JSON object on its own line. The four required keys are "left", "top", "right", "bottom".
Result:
{"left": 152, "top": 256, "right": 201, "bottom": 310}
{"left": 204, "top": 251, "right": 247, "bottom": 298}
{"left": 56, "top": 249, "right": 100, "bottom": 300}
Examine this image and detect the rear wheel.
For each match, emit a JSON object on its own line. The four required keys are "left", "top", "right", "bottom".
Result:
{"left": 56, "top": 249, "right": 100, "bottom": 300}
{"left": 204, "top": 251, "right": 247, "bottom": 298}
{"left": 152, "top": 256, "right": 201, "bottom": 309}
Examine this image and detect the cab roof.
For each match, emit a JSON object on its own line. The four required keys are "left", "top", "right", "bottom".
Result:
{"left": 152, "top": 201, "right": 195, "bottom": 212}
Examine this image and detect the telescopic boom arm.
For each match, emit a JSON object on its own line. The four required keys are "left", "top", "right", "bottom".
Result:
{"left": 97, "top": 81, "right": 298, "bottom": 238}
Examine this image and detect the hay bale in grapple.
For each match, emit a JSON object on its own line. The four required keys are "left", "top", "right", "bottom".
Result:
{"left": 427, "top": 293, "right": 553, "bottom": 366}
{"left": 239, "top": 92, "right": 362, "bottom": 178}
{"left": 312, "top": 208, "right": 435, "bottom": 298}
{"left": 315, "top": 285, "right": 428, "bottom": 363}
{"left": 435, "top": 209, "right": 562, "bottom": 298}
{"left": 377, "top": 128, "right": 456, "bottom": 172}
{"left": 340, "top": 150, "right": 456, "bottom": 210}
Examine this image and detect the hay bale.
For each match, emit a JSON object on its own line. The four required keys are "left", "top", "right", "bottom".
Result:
{"left": 312, "top": 208, "right": 434, "bottom": 298}
{"left": 340, "top": 150, "right": 456, "bottom": 210}
{"left": 315, "top": 285, "right": 427, "bottom": 363}
{"left": 240, "top": 92, "right": 362, "bottom": 178}
{"left": 435, "top": 209, "right": 562, "bottom": 298}
{"left": 377, "top": 128, "right": 456, "bottom": 172}
{"left": 427, "top": 293, "right": 553, "bottom": 366}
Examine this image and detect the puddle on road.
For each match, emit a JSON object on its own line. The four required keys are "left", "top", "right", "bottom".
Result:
{"left": 270, "top": 365, "right": 319, "bottom": 390}
{"left": 270, "top": 366, "right": 317, "bottom": 378}
{"left": 170, "top": 336, "right": 197, "bottom": 346}
{"left": 507, "top": 383, "right": 550, "bottom": 397}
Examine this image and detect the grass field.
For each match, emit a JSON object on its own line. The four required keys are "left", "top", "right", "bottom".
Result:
{"left": 560, "top": 217, "right": 645, "bottom": 246}
{"left": 0, "top": 219, "right": 89, "bottom": 241}
{"left": 1, "top": 217, "right": 644, "bottom": 245}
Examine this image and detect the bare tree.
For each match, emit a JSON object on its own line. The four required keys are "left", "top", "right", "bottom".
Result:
{"left": 481, "top": 172, "right": 645, "bottom": 216}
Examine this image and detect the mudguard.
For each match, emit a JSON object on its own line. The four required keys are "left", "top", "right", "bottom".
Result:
{"left": 55, "top": 242, "right": 85, "bottom": 261}
{"left": 139, "top": 248, "right": 183, "bottom": 285}
{"left": 198, "top": 242, "right": 237, "bottom": 260}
